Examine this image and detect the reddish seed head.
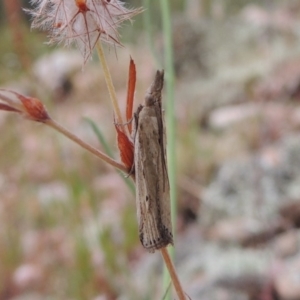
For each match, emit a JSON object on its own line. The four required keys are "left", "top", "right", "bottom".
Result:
{"left": 0, "top": 90, "right": 50, "bottom": 122}
{"left": 54, "top": 22, "right": 62, "bottom": 29}
{"left": 75, "top": 0, "right": 89, "bottom": 12}
{"left": 18, "top": 94, "right": 50, "bottom": 122}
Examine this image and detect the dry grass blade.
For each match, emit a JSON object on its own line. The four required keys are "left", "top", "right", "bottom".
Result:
{"left": 126, "top": 57, "right": 136, "bottom": 134}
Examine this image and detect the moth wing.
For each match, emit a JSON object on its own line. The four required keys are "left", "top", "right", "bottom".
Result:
{"left": 134, "top": 107, "right": 173, "bottom": 252}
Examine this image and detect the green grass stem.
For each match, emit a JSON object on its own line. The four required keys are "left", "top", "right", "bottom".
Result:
{"left": 158, "top": 0, "right": 177, "bottom": 298}
{"left": 142, "top": 0, "right": 160, "bottom": 67}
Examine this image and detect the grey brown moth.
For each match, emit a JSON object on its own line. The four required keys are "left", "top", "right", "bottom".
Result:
{"left": 133, "top": 70, "right": 173, "bottom": 253}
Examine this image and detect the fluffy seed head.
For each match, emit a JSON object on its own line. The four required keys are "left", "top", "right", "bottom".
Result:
{"left": 27, "top": 0, "right": 142, "bottom": 62}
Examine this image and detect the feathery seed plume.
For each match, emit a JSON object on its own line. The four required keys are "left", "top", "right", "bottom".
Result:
{"left": 27, "top": 0, "right": 142, "bottom": 62}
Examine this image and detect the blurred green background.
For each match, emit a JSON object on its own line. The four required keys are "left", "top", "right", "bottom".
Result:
{"left": 1, "top": 0, "right": 300, "bottom": 299}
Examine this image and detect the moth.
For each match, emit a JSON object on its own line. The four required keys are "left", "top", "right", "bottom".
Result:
{"left": 133, "top": 70, "right": 173, "bottom": 253}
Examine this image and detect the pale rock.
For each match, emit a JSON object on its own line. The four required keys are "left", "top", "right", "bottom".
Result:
{"left": 33, "top": 50, "right": 81, "bottom": 92}
{"left": 274, "top": 255, "right": 300, "bottom": 300}
{"left": 273, "top": 230, "right": 300, "bottom": 258}
{"left": 208, "top": 217, "right": 264, "bottom": 243}
{"left": 209, "top": 104, "right": 260, "bottom": 130}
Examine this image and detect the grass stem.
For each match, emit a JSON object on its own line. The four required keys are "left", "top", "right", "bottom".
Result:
{"left": 159, "top": 0, "right": 177, "bottom": 298}
{"left": 46, "top": 118, "right": 127, "bottom": 173}
{"left": 161, "top": 248, "right": 185, "bottom": 300}
{"left": 96, "top": 42, "right": 123, "bottom": 124}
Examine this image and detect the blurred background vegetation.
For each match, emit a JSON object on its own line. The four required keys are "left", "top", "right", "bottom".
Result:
{"left": 1, "top": 0, "right": 300, "bottom": 299}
